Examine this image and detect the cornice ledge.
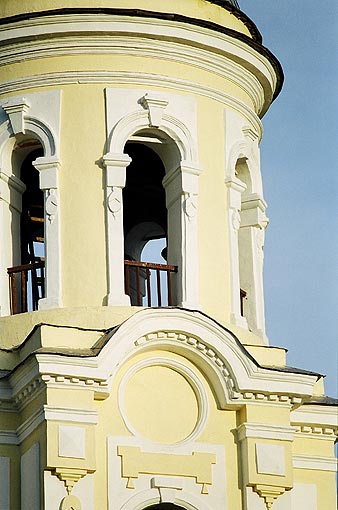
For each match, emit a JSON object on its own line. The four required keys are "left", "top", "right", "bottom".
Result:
{"left": 237, "top": 423, "right": 296, "bottom": 442}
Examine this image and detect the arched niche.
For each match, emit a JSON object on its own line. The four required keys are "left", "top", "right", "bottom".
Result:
{"left": 0, "top": 96, "right": 62, "bottom": 315}
{"left": 103, "top": 95, "right": 202, "bottom": 309}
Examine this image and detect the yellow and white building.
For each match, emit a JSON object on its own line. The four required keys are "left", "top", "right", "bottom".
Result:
{"left": 0, "top": 1, "right": 336, "bottom": 509}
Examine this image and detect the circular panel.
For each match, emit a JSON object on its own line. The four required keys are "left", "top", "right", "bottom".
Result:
{"left": 123, "top": 365, "right": 199, "bottom": 444}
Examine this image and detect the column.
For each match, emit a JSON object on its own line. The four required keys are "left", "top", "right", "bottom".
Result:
{"left": 163, "top": 162, "right": 202, "bottom": 309}
{"left": 225, "top": 176, "right": 248, "bottom": 328}
{"left": 102, "top": 152, "right": 131, "bottom": 306}
{"left": 33, "top": 156, "right": 62, "bottom": 310}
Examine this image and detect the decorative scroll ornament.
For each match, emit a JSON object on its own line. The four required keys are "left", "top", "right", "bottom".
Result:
{"left": 183, "top": 192, "right": 197, "bottom": 221}
{"left": 232, "top": 209, "right": 241, "bottom": 231}
{"left": 60, "top": 495, "right": 81, "bottom": 510}
{"left": 45, "top": 189, "right": 58, "bottom": 224}
{"left": 107, "top": 187, "right": 121, "bottom": 217}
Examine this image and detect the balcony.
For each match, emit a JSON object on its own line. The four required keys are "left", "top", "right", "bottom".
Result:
{"left": 8, "top": 261, "right": 45, "bottom": 314}
{"left": 7, "top": 259, "right": 178, "bottom": 314}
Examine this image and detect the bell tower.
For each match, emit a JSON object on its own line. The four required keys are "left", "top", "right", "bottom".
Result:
{"left": 0, "top": 1, "right": 336, "bottom": 509}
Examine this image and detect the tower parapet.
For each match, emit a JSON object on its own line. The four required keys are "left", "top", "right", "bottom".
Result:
{"left": 0, "top": 3, "right": 336, "bottom": 510}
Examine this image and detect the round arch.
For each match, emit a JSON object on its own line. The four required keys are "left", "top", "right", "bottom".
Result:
{"left": 119, "top": 487, "right": 213, "bottom": 510}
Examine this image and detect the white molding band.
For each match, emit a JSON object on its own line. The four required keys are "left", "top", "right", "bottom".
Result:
{"left": 293, "top": 454, "right": 338, "bottom": 472}
{"left": 0, "top": 13, "right": 278, "bottom": 115}
{"left": 237, "top": 423, "right": 296, "bottom": 442}
{"left": 0, "top": 71, "right": 263, "bottom": 138}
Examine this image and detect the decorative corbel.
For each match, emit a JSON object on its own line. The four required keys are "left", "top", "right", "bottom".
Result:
{"left": 53, "top": 467, "right": 88, "bottom": 495}
{"left": 139, "top": 93, "right": 169, "bottom": 127}
{"left": 2, "top": 97, "right": 30, "bottom": 134}
{"left": 254, "top": 485, "right": 286, "bottom": 510}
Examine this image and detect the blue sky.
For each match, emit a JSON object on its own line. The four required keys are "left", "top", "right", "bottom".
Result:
{"left": 239, "top": 1, "right": 338, "bottom": 397}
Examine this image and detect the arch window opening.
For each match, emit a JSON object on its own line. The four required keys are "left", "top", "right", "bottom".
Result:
{"left": 8, "top": 143, "right": 45, "bottom": 314}
{"left": 123, "top": 141, "right": 177, "bottom": 306}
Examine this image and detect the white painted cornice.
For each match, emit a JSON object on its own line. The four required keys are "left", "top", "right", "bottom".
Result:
{"left": 291, "top": 405, "right": 338, "bottom": 428}
{"left": 0, "top": 14, "right": 278, "bottom": 115}
{"left": 237, "top": 423, "right": 296, "bottom": 442}
{"left": 293, "top": 454, "right": 338, "bottom": 472}
{"left": 0, "top": 71, "right": 262, "bottom": 137}
{"left": 0, "top": 310, "right": 322, "bottom": 411}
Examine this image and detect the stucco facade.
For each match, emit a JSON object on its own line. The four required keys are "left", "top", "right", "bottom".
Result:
{"left": 0, "top": 1, "right": 336, "bottom": 509}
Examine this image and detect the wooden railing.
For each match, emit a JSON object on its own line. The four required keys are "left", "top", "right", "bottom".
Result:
{"left": 7, "top": 261, "right": 45, "bottom": 314}
{"left": 124, "top": 259, "right": 178, "bottom": 307}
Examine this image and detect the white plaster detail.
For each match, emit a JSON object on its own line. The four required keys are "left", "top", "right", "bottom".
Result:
{"left": 0, "top": 71, "right": 262, "bottom": 137}
{"left": 139, "top": 93, "right": 169, "bottom": 127}
{"left": 59, "top": 425, "right": 86, "bottom": 459}
{"left": 150, "top": 476, "right": 184, "bottom": 490}
{"left": 293, "top": 454, "right": 338, "bottom": 472}
{"left": 0, "top": 14, "right": 277, "bottom": 115}
{"left": 118, "top": 357, "right": 209, "bottom": 446}
{"left": 108, "top": 436, "right": 224, "bottom": 510}
{"left": 105, "top": 88, "right": 202, "bottom": 309}
{"left": 237, "top": 423, "right": 296, "bottom": 442}
{"left": 45, "top": 188, "right": 59, "bottom": 223}
{"left": 21, "top": 443, "right": 40, "bottom": 510}
{"left": 26, "top": 309, "right": 319, "bottom": 408}
{"left": 2, "top": 97, "right": 30, "bottom": 134}
{"left": 224, "top": 108, "right": 268, "bottom": 339}
{"left": 102, "top": 152, "right": 132, "bottom": 307}
{"left": 60, "top": 494, "right": 82, "bottom": 510}
{"left": 245, "top": 483, "right": 317, "bottom": 510}
{"left": 255, "top": 443, "right": 286, "bottom": 476}
{"left": 44, "top": 405, "right": 98, "bottom": 424}
{"left": 183, "top": 192, "right": 197, "bottom": 220}
{"left": 107, "top": 186, "right": 122, "bottom": 217}
{"left": 0, "top": 90, "right": 62, "bottom": 315}
{"left": 0, "top": 457, "right": 10, "bottom": 510}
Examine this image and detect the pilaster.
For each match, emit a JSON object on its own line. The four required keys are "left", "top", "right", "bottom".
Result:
{"left": 102, "top": 152, "right": 132, "bottom": 306}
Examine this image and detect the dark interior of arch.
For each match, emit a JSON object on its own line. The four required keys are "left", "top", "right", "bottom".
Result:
{"left": 123, "top": 142, "right": 167, "bottom": 259}
{"left": 20, "top": 148, "right": 44, "bottom": 264}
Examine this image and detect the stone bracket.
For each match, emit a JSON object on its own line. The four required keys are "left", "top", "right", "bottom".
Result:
{"left": 2, "top": 97, "right": 30, "bottom": 134}
{"left": 53, "top": 467, "right": 88, "bottom": 495}
{"left": 253, "top": 484, "right": 286, "bottom": 510}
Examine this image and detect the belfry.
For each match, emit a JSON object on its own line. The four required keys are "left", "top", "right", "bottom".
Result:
{"left": 0, "top": 1, "right": 336, "bottom": 509}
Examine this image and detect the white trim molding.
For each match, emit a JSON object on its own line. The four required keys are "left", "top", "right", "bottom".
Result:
{"left": 293, "top": 454, "right": 338, "bottom": 472}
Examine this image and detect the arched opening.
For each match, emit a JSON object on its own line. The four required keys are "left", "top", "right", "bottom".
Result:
{"left": 123, "top": 140, "right": 177, "bottom": 306}
{"left": 235, "top": 157, "right": 251, "bottom": 321}
{"left": 8, "top": 139, "right": 45, "bottom": 313}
